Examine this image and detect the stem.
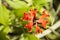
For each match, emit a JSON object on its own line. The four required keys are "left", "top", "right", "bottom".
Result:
{"left": 49, "top": 27, "right": 60, "bottom": 36}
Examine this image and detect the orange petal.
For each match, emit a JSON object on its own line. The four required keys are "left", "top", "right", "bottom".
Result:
{"left": 35, "top": 23, "right": 43, "bottom": 33}
{"left": 30, "top": 9, "right": 38, "bottom": 18}
{"left": 24, "top": 20, "right": 33, "bottom": 32}
{"left": 40, "top": 10, "right": 50, "bottom": 18}
{"left": 37, "top": 19, "right": 48, "bottom": 29}
{"left": 22, "top": 12, "right": 31, "bottom": 20}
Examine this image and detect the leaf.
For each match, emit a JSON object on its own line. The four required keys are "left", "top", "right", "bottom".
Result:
{"left": 2, "top": 26, "right": 10, "bottom": 34}
{"left": 28, "top": 34, "right": 39, "bottom": 40}
{"left": 0, "top": 32, "right": 9, "bottom": 40}
{"left": 0, "top": 2, "right": 9, "bottom": 25}
{"left": 25, "top": 0, "right": 32, "bottom": 6}
{"left": 14, "top": 8, "right": 28, "bottom": 18}
{"left": 47, "top": 34, "right": 57, "bottom": 40}
{"left": 19, "top": 34, "right": 39, "bottom": 40}
{"left": 33, "top": 0, "right": 51, "bottom": 6}
{"left": 19, "top": 34, "right": 28, "bottom": 40}
{"left": 50, "top": 9, "right": 56, "bottom": 25}
{"left": 0, "top": 0, "right": 1, "bottom": 7}
{"left": 0, "top": 26, "right": 4, "bottom": 31}
{"left": 6, "top": 0, "right": 29, "bottom": 18}
{"left": 6, "top": 0, "right": 28, "bottom": 9}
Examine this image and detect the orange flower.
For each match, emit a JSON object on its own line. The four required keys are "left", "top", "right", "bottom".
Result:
{"left": 36, "top": 10, "right": 50, "bottom": 28}
{"left": 37, "top": 19, "right": 48, "bottom": 28}
{"left": 21, "top": 12, "right": 31, "bottom": 20}
{"left": 24, "top": 20, "right": 33, "bottom": 32}
{"left": 30, "top": 9, "right": 38, "bottom": 19}
{"left": 40, "top": 10, "right": 50, "bottom": 18}
{"left": 21, "top": 9, "right": 38, "bottom": 32}
{"left": 35, "top": 23, "right": 43, "bottom": 33}
{"left": 21, "top": 9, "right": 50, "bottom": 33}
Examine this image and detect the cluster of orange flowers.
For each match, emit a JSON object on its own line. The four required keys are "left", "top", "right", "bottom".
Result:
{"left": 21, "top": 9, "right": 50, "bottom": 33}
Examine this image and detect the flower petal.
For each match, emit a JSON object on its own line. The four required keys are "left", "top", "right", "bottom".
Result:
{"left": 35, "top": 23, "right": 43, "bottom": 33}
{"left": 30, "top": 9, "right": 38, "bottom": 18}
{"left": 22, "top": 12, "right": 31, "bottom": 20}
{"left": 40, "top": 10, "right": 50, "bottom": 18}
{"left": 37, "top": 19, "right": 48, "bottom": 29}
{"left": 24, "top": 20, "right": 33, "bottom": 32}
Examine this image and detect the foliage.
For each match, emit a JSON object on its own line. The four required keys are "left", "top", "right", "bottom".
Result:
{"left": 0, "top": 0, "right": 60, "bottom": 40}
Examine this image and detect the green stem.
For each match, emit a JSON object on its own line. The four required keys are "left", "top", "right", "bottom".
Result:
{"left": 49, "top": 28, "right": 60, "bottom": 36}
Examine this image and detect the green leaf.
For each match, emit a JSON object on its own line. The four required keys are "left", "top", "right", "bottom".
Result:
{"left": 0, "top": 32, "right": 9, "bottom": 40}
{"left": 19, "top": 34, "right": 28, "bottom": 40}
{"left": 6, "top": 0, "right": 29, "bottom": 18}
{"left": 14, "top": 8, "right": 28, "bottom": 18}
{"left": 25, "top": 0, "right": 32, "bottom": 6}
{"left": 28, "top": 34, "right": 39, "bottom": 40}
{"left": 50, "top": 9, "right": 56, "bottom": 25}
{"left": 33, "top": 0, "right": 51, "bottom": 6}
{"left": 0, "top": 0, "right": 1, "bottom": 7}
{"left": 6, "top": 0, "right": 28, "bottom": 9}
{"left": 0, "top": 2, "right": 9, "bottom": 25}
{"left": 19, "top": 34, "right": 39, "bottom": 40}
{"left": 47, "top": 34, "right": 57, "bottom": 40}
{"left": 0, "top": 26, "right": 4, "bottom": 31}
{"left": 2, "top": 26, "right": 10, "bottom": 34}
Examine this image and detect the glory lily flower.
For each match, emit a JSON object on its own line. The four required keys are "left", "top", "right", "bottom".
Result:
{"left": 24, "top": 20, "right": 33, "bottom": 32}
{"left": 21, "top": 9, "right": 50, "bottom": 33}
{"left": 36, "top": 10, "right": 50, "bottom": 28}
{"left": 30, "top": 9, "right": 38, "bottom": 19}
{"left": 35, "top": 23, "right": 43, "bottom": 33}
{"left": 37, "top": 19, "right": 48, "bottom": 29}
{"left": 21, "top": 12, "right": 31, "bottom": 20}
{"left": 40, "top": 10, "right": 50, "bottom": 18}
